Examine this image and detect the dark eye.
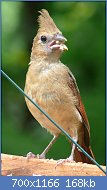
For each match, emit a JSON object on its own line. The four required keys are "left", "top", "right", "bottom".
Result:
{"left": 41, "top": 36, "right": 47, "bottom": 43}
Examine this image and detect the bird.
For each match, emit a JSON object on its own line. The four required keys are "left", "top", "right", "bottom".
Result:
{"left": 24, "top": 9, "right": 95, "bottom": 164}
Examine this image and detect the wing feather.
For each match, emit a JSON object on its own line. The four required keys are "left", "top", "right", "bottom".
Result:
{"left": 68, "top": 72, "right": 90, "bottom": 136}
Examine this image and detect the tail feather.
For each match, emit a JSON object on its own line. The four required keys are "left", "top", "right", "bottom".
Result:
{"left": 74, "top": 145, "right": 95, "bottom": 164}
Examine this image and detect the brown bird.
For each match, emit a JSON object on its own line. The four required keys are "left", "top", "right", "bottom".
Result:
{"left": 24, "top": 9, "right": 94, "bottom": 164}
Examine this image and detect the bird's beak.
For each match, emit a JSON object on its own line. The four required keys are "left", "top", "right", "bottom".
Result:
{"left": 54, "top": 33, "right": 67, "bottom": 42}
{"left": 49, "top": 33, "right": 68, "bottom": 51}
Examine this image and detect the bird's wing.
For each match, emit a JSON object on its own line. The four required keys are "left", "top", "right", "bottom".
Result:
{"left": 67, "top": 72, "right": 95, "bottom": 163}
{"left": 67, "top": 72, "right": 90, "bottom": 144}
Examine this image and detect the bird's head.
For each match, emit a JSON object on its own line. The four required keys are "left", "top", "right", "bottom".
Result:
{"left": 31, "top": 9, "right": 68, "bottom": 61}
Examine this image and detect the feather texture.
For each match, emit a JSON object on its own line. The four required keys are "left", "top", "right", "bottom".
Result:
{"left": 38, "top": 9, "right": 61, "bottom": 34}
{"left": 25, "top": 9, "right": 95, "bottom": 164}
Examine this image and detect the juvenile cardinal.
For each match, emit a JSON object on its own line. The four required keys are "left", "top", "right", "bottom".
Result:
{"left": 25, "top": 9, "right": 94, "bottom": 163}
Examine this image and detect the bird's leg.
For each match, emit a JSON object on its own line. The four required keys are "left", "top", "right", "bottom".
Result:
{"left": 67, "top": 136, "right": 78, "bottom": 161}
{"left": 39, "top": 136, "right": 58, "bottom": 159}
{"left": 56, "top": 134, "right": 78, "bottom": 167}
{"left": 26, "top": 136, "right": 58, "bottom": 159}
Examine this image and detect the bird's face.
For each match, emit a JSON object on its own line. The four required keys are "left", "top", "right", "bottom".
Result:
{"left": 36, "top": 32, "right": 68, "bottom": 56}
{"left": 31, "top": 10, "right": 68, "bottom": 61}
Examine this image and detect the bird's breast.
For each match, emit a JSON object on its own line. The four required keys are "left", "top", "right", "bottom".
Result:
{"left": 25, "top": 63, "right": 81, "bottom": 136}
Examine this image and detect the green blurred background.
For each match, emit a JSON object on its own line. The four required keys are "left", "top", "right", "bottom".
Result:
{"left": 2, "top": 1, "right": 105, "bottom": 165}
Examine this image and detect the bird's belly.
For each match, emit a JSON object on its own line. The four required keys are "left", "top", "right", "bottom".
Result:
{"left": 25, "top": 90, "right": 81, "bottom": 137}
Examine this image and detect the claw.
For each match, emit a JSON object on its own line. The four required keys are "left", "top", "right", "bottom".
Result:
{"left": 55, "top": 158, "right": 75, "bottom": 169}
{"left": 26, "top": 152, "right": 46, "bottom": 159}
{"left": 26, "top": 152, "right": 36, "bottom": 159}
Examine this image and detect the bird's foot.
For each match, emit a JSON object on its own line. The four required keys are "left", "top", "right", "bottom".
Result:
{"left": 39, "top": 153, "right": 46, "bottom": 159}
{"left": 26, "top": 152, "right": 36, "bottom": 159}
{"left": 26, "top": 152, "right": 46, "bottom": 159}
{"left": 55, "top": 157, "right": 75, "bottom": 168}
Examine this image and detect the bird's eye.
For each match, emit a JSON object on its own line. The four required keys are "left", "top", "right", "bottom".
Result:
{"left": 41, "top": 36, "right": 47, "bottom": 43}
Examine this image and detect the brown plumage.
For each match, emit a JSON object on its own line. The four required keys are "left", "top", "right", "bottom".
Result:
{"left": 25, "top": 9, "right": 95, "bottom": 164}
{"left": 38, "top": 9, "right": 61, "bottom": 34}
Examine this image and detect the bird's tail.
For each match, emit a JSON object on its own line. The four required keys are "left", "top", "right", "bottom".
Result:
{"left": 74, "top": 144, "right": 95, "bottom": 164}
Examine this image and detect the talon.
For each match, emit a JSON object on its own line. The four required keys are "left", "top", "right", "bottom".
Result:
{"left": 26, "top": 152, "right": 46, "bottom": 159}
{"left": 39, "top": 153, "right": 46, "bottom": 159}
{"left": 55, "top": 158, "right": 75, "bottom": 169}
{"left": 26, "top": 152, "right": 36, "bottom": 159}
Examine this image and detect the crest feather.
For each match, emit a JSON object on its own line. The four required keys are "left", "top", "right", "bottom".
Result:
{"left": 38, "top": 9, "right": 61, "bottom": 34}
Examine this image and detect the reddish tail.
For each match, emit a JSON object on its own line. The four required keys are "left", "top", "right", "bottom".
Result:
{"left": 74, "top": 145, "right": 95, "bottom": 164}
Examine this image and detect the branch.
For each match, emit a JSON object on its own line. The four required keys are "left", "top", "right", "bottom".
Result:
{"left": 1, "top": 153, "right": 106, "bottom": 176}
